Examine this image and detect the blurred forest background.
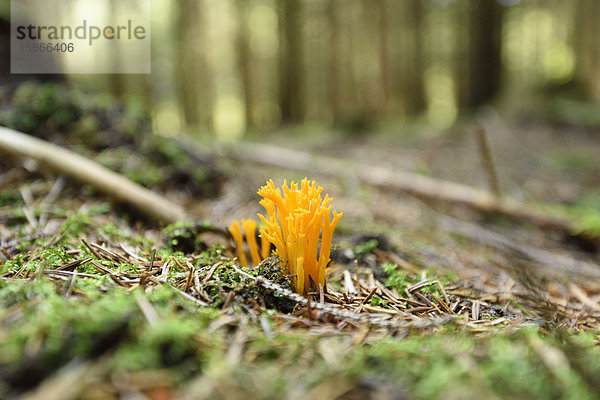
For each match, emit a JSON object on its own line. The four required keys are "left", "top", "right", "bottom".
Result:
{"left": 2, "top": 0, "right": 600, "bottom": 139}
{"left": 4, "top": 2, "right": 600, "bottom": 398}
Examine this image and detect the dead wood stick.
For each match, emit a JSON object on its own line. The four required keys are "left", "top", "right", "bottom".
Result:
{"left": 439, "top": 216, "right": 600, "bottom": 281}
{"left": 228, "top": 141, "right": 574, "bottom": 235}
{"left": 474, "top": 122, "right": 501, "bottom": 197}
{"left": 0, "top": 127, "right": 189, "bottom": 224}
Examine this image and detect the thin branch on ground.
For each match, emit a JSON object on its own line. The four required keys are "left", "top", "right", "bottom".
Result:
{"left": 0, "top": 127, "right": 189, "bottom": 224}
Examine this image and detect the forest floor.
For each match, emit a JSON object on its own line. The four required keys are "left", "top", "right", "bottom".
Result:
{"left": 1, "top": 89, "right": 600, "bottom": 399}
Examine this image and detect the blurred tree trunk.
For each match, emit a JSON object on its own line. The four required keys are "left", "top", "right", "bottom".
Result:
{"left": 108, "top": 0, "right": 124, "bottom": 100}
{"left": 461, "top": 0, "right": 504, "bottom": 109}
{"left": 375, "top": 0, "right": 389, "bottom": 116}
{"left": 236, "top": 0, "right": 254, "bottom": 128}
{"left": 327, "top": 0, "right": 341, "bottom": 124}
{"left": 174, "top": 0, "right": 201, "bottom": 131}
{"left": 390, "top": 1, "right": 425, "bottom": 117}
{"left": 591, "top": 1, "right": 600, "bottom": 99}
{"left": 278, "top": 0, "right": 304, "bottom": 123}
{"left": 573, "top": 0, "right": 600, "bottom": 99}
{"left": 406, "top": 0, "right": 426, "bottom": 115}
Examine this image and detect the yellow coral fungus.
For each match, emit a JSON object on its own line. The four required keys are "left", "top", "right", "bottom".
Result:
{"left": 242, "top": 219, "right": 261, "bottom": 267}
{"left": 227, "top": 218, "right": 266, "bottom": 268}
{"left": 229, "top": 179, "right": 342, "bottom": 294}
{"left": 227, "top": 220, "right": 248, "bottom": 268}
{"left": 257, "top": 179, "right": 343, "bottom": 294}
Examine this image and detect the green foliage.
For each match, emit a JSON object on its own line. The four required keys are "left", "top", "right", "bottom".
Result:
{"left": 97, "top": 147, "right": 164, "bottom": 187}
{"left": 0, "top": 277, "right": 58, "bottom": 308}
{"left": 2, "top": 81, "right": 223, "bottom": 198}
{"left": 141, "top": 135, "right": 224, "bottom": 197}
{"left": 193, "top": 246, "right": 230, "bottom": 268}
{"left": 2, "top": 244, "right": 78, "bottom": 276}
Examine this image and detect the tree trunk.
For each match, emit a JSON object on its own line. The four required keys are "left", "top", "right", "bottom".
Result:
{"left": 236, "top": 0, "right": 254, "bottom": 128}
{"left": 108, "top": 0, "right": 124, "bottom": 100}
{"left": 573, "top": 0, "right": 600, "bottom": 100}
{"left": 174, "top": 0, "right": 201, "bottom": 131}
{"left": 390, "top": 1, "right": 426, "bottom": 118}
{"left": 327, "top": 0, "right": 341, "bottom": 125}
{"left": 406, "top": 0, "right": 426, "bottom": 115}
{"left": 375, "top": 0, "right": 389, "bottom": 117}
{"left": 462, "top": 0, "right": 504, "bottom": 109}
{"left": 278, "top": 0, "right": 304, "bottom": 123}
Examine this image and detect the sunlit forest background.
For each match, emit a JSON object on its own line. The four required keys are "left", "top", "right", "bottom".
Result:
{"left": 3, "top": 0, "right": 600, "bottom": 138}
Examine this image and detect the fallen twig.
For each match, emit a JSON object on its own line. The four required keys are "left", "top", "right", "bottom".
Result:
{"left": 226, "top": 140, "right": 582, "bottom": 238}
{"left": 440, "top": 215, "right": 600, "bottom": 281}
{"left": 231, "top": 265, "right": 456, "bottom": 330}
{"left": 0, "top": 127, "right": 189, "bottom": 224}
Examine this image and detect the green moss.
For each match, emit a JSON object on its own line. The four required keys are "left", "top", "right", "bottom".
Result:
{"left": 382, "top": 262, "right": 413, "bottom": 293}
{"left": 112, "top": 316, "right": 207, "bottom": 372}
{"left": 346, "top": 329, "right": 599, "bottom": 400}
{"left": 540, "top": 203, "right": 600, "bottom": 238}
{"left": 0, "top": 253, "right": 26, "bottom": 275}
{"left": 544, "top": 149, "right": 597, "bottom": 173}
{"left": 0, "top": 82, "right": 81, "bottom": 135}
{"left": 0, "top": 190, "right": 23, "bottom": 208}
{"left": 99, "top": 222, "right": 126, "bottom": 241}
{"left": 1, "top": 270, "right": 599, "bottom": 399}
{"left": 60, "top": 212, "right": 93, "bottom": 237}
{"left": 163, "top": 221, "right": 199, "bottom": 251}
{"left": 353, "top": 238, "right": 379, "bottom": 261}
{"left": 122, "top": 163, "right": 164, "bottom": 187}
{"left": 368, "top": 294, "right": 390, "bottom": 308}
{"left": 0, "top": 278, "right": 222, "bottom": 393}
{"left": 379, "top": 263, "right": 456, "bottom": 303}
{"left": 545, "top": 97, "right": 600, "bottom": 129}
{"left": 2, "top": 244, "right": 79, "bottom": 276}
{"left": 194, "top": 246, "right": 230, "bottom": 267}
{"left": 0, "top": 82, "right": 151, "bottom": 146}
